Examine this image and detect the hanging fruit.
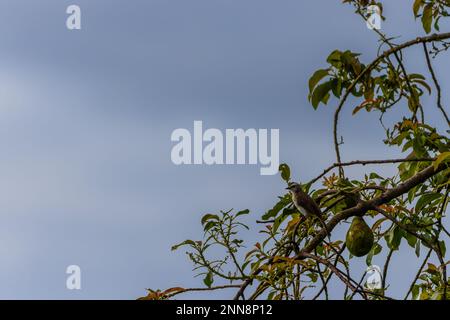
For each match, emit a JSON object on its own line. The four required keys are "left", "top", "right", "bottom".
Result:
{"left": 346, "top": 216, "right": 374, "bottom": 257}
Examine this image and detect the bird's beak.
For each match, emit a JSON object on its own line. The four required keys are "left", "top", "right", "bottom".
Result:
{"left": 285, "top": 186, "right": 290, "bottom": 190}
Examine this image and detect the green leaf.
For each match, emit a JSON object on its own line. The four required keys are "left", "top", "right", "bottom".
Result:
{"left": 331, "top": 78, "right": 342, "bottom": 98}
{"left": 409, "top": 73, "right": 426, "bottom": 81}
{"left": 171, "top": 239, "right": 196, "bottom": 251}
{"left": 421, "top": 4, "right": 433, "bottom": 33}
{"left": 406, "top": 232, "right": 417, "bottom": 247}
{"left": 438, "top": 240, "right": 446, "bottom": 257}
{"left": 262, "top": 194, "right": 291, "bottom": 220}
{"left": 412, "top": 284, "right": 420, "bottom": 299}
{"left": 203, "top": 271, "right": 214, "bottom": 288}
{"left": 415, "top": 193, "right": 442, "bottom": 213}
{"left": 386, "top": 225, "right": 403, "bottom": 250}
{"left": 366, "top": 243, "right": 382, "bottom": 266}
{"left": 236, "top": 209, "right": 250, "bottom": 217}
{"left": 434, "top": 152, "right": 450, "bottom": 170}
{"left": 278, "top": 163, "right": 291, "bottom": 182}
{"left": 408, "top": 186, "right": 418, "bottom": 204}
{"left": 413, "top": 79, "right": 432, "bottom": 95}
{"left": 306, "top": 272, "right": 318, "bottom": 283}
{"left": 415, "top": 240, "right": 421, "bottom": 257}
{"left": 273, "top": 213, "right": 289, "bottom": 233}
{"left": 326, "top": 50, "right": 342, "bottom": 67}
{"left": 369, "top": 172, "right": 384, "bottom": 180}
{"left": 405, "top": 232, "right": 417, "bottom": 248}
{"left": 308, "top": 69, "right": 330, "bottom": 93}
{"left": 310, "top": 80, "right": 333, "bottom": 109}
{"left": 413, "top": 0, "right": 424, "bottom": 17}
{"left": 201, "top": 214, "right": 220, "bottom": 225}
{"left": 408, "top": 95, "right": 419, "bottom": 113}
{"left": 203, "top": 220, "right": 216, "bottom": 231}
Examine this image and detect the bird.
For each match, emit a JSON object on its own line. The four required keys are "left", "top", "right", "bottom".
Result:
{"left": 286, "top": 182, "right": 329, "bottom": 235}
{"left": 286, "top": 182, "right": 323, "bottom": 219}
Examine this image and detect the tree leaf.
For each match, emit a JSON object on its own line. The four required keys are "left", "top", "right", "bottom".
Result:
{"left": 405, "top": 232, "right": 417, "bottom": 248}
{"left": 438, "top": 240, "right": 446, "bottom": 257}
{"left": 421, "top": 4, "right": 433, "bottom": 33}
{"left": 203, "top": 271, "right": 214, "bottom": 288}
{"left": 311, "top": 80, "right": 333, "bottom": 109}
{"left": 366, "top": 243, "right": 382, "bottom": 266}
{"left": 236, "top": 209, "right": 250, "bottom": 217}
{"left": 415, "top": 193, "right": 442, "bottom": 213}
{"left": 201, "top": 214, "right": 220, "bottom": 225}
{"left": 413, "top": 0, "right": 424, "bottom": 17}
{"left": 326, "top": 50, "right": 343, "bottom": 67}
{"left": 171, "top": 239, "right": 196, "bottom": 251}
{"left": 279, "top": 163, "right": 291, "bottom": 182}
{"left": 309, "top": 68, "right": 330, "bottom": 93}
{"left": 434, "top": 152, "right": 450, "bottom": 170}
{"left": 262, "top": 195, "right": 291, "bottom": 220}
{"left": 415, "top": 240, "right": 421, "bottom": 257}
{"left": 386, "top": 226, "right": 403, "bottom": 250}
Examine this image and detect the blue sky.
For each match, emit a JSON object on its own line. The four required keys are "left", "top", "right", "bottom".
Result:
{"left": 0, "top": 0, "right": 448, "bottom": 299}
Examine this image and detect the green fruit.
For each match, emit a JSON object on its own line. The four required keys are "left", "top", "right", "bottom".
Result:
{"left": 346, "top": 216, "right": 374, "bottom": 257}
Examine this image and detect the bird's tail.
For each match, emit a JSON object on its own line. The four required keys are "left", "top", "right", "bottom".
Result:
{"left": 316, "top": 215, "right": 331, "bottom": 241}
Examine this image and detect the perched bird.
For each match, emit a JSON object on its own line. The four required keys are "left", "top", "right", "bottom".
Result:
{"left": 286, "top": 182, "right": 329, "bottom": 236}
{"left": 286, "top": 182, "right": 323, "bottom": 219}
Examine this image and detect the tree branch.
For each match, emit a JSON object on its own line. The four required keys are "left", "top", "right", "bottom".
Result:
{"left": 234, "top": 163, "right": 447, "bottom": 300}
{"left": 404, "top": 248, "right": 433, "bottom": 300}
{"left": 166, "top": 284, "right": 242, "bottom": 299}
{"left": 333, "top": 32, "right": 450, "bottom": 175}
{"left": 309, "top": 157, "right": 435, "bottom": 185}
{"left": 423, "top": 42, "right": 450, "bottom": 127}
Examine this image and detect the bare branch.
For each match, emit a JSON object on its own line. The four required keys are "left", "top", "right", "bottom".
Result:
{"left": 309, "top": 158, "right": 435, "bottom": 187}
{"left": 299, "top": 252, "right": 364, "bottom": 299}
{"left": 404, "top": 248, "right": 433, "bottom": 300}
{"left": 423, "top": 42, "right": 450, "bottom": 127}
{"left": 166, "top": 284, "right": 242, "bottom": 299}
{"left": 382, "top": 248, "right": 394, "bottom": 290}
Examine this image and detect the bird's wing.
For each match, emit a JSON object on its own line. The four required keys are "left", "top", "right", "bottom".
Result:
{"left": 302, "top": 195, "right": 323, "bottom": 217}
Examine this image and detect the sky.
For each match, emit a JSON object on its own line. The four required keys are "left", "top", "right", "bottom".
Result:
{"left": 0, "top": 0, "right": 448, "bottom": 299}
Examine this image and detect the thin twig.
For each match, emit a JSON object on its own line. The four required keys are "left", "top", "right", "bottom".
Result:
{"left": 404, "top": 248, "right": 433, "bottom": 300}
{"left": 382, "top": 248, "right": 394, "bottom": 290}
{"left": 309, "top": 157, "right": 435, "bottom": 185}
{"left": 300, "top": 252, "right": 366, "bottom": 299}
{"left": 423, "top": 42, "right": 450, "bottom": 127}
{"left": 314, "top": 248, "right": 329, "bottom": 300}
{"left": 166, "top": 284, "right": 242, "bottom": 299}
{"left": 312, "top": 244, "right": 346, "bottom": 300}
